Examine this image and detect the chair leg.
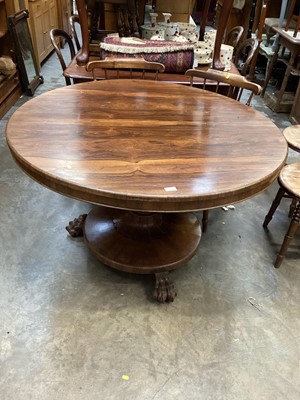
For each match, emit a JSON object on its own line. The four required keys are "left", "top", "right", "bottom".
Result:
{"left": 202, "top": 210, "right": 209, "bottom": 233}
{"left": 288, "top": 198, "right": 297, "bottom": 218}
{"left": 263, "top": 186, "right": 286, "bottom": 228}
{"left": 274, "top": 201, "right": 300, "bottom": 268}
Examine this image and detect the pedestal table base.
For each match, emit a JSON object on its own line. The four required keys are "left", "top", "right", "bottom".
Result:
{"left": 75, "top": 206, "right": 202, "bottom": 302}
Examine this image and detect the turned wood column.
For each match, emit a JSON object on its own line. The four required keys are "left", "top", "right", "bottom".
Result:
{"left": 199, "top": 0, "right": 212, "bottom": 41}
{"left": 248, "top": 0, "right": 269, "bottom": 81}
{"left": 127, "top": 0, "right": 139, "bottom": 36}
{"left": 272, "top": 0, "right": 288, "bottom": 51}
{"left": 75, "top": 0, "right": 90, "bottom": 65}
{"left": 212, "top": 0, "right": 234, "bottom": 70}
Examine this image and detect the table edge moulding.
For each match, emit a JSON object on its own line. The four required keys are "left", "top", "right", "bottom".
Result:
{"left": 6, "top": 80, "right": 288, "bottom": 303}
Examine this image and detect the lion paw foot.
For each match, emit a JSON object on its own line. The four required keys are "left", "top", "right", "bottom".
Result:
{"left": 153, "top": 272, "right": 177, "bottom": 303}
{"left": 66, "top": 214, "right": 87, "bottom": 237}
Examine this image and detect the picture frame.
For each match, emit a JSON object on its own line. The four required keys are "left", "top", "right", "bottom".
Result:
{"left": 8, "top": 9, "right": 43, "bottom": 96}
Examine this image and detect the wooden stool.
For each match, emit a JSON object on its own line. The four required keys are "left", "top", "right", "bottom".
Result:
{"left": 283, "top": 125, "right": 300, "bottom": 153}
{"left": 263, "top": 163, "right": 300, "bottom": 268}
{"left": 283, "top": 125, "right": 300, "bottom": 215}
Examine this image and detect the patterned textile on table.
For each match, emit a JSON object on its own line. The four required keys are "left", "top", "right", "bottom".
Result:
{"left": 100, "top": 37, "right": 194, "bottom": 73}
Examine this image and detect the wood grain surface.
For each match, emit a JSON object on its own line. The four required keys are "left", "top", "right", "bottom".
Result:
{"left": 283, "top": 125, "right": 300, "bottom": 153}
{"left": 84, "top": 208, "right": 201, "bottom": 274}
{"left": 279, "top": 163, "right": 300, "bottom": 198}
{"left": 6, "top": 80, "right": 288, "bottom": 212}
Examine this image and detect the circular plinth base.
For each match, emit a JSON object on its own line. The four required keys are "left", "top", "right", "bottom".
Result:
{"left": 84, "top": 206, "right": 202, "bottom": 274}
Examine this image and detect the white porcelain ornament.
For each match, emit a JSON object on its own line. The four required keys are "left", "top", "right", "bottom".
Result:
{"left": 141, "top": 13, "right": 165, "bottom": 40}
{"left": 158, "top": 13, "right": 179, "bottom": 40}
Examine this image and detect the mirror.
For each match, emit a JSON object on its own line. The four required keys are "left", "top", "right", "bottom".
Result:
{"left": 8, "top": 10, "right": 43, "bottom": 96}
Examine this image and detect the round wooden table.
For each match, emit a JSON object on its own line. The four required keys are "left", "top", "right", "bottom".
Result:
{"left": 6, "top": 80, "right": 287, "bottom": 302}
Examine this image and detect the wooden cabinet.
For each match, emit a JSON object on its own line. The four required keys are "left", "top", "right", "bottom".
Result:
{"left": 0, "top": 0, "right": 22, "bottom": 118}
{"left": 155, "top": 0, "right": 196, "bottom": 22}
{"left": 14, "top": 0, "right": 71, "bottom": 67}
{"left": 27, "top": 0, "right": 58, "bottom": 66}
{"left": 57, "top": 0, "right": 72, "bottom": 36}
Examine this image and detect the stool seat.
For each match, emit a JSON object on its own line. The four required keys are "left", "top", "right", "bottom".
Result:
{"left": 283, "top": 125, "right": 300, "bottom": 153}
{"left": 279, "top": 163, "right": 300, "bottom": 198}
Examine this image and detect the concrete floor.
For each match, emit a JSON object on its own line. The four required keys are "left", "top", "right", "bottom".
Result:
{"left": 1, "top": 48, "right": 300, "bottom": 400}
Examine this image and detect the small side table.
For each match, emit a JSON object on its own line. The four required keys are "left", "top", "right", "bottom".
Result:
{"left": 262, "top": 27, "right": 300, "bottom": 112}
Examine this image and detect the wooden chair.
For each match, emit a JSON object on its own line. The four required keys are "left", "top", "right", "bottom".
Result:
{"left": 86, "top": 58, "right": 165, "bottom": 80}
{"left": 69, "top": 14, "right": 81, "bottom": 52}
{"left": 284, "top": 0, "right": 300, "bottom": 37}
{"left": 224, "top": 25, "right": 244, "bottom": 48}
{"left": 185, "top": 68, "right": 262, "bottom": 232}
{"left": 263, "top": 162, "right": 300, "bottom": 268}
{"left": 233, "top": 37, "right": 259, "bottom": 77}
{"left": 50, "top": 28, "right": 76, "bottom": 86}
{"left": 185, "top": 68, "right": 262, "bottom": 105}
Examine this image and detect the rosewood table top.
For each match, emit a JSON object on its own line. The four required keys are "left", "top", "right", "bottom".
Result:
{"left": 6, "top": 80, "right": 287, "bottom": 212}
{"left": 6, "top": 79, "right": 288, "bottom": 302}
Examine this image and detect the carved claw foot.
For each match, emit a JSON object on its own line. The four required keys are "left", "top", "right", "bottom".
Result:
{"left": 66, "top": 214, "right": 87, "bottom": 237}
{"left": 153, "top": 272, "right": 177, "bottom": 303}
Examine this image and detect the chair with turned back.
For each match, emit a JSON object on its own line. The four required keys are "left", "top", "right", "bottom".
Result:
{"left": 50, "top": 28, "right": 76, "bottom": 86}
{"left": 185, "top": 68, "right": 262, "bottom": 106}
{"left": 224, "top": 25, "right": 244, "bottom": 48}
{"left": 86, "top": 58, "right": 165, "bottom": 80}
{"left": 233, "top": 37, "right": 259, "bottom": 77}
{"left": 224, "top": 28, "right": 259, "bottom": 79}
{"left": 185, "top": 68, "right": 262, "bottom": 232}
